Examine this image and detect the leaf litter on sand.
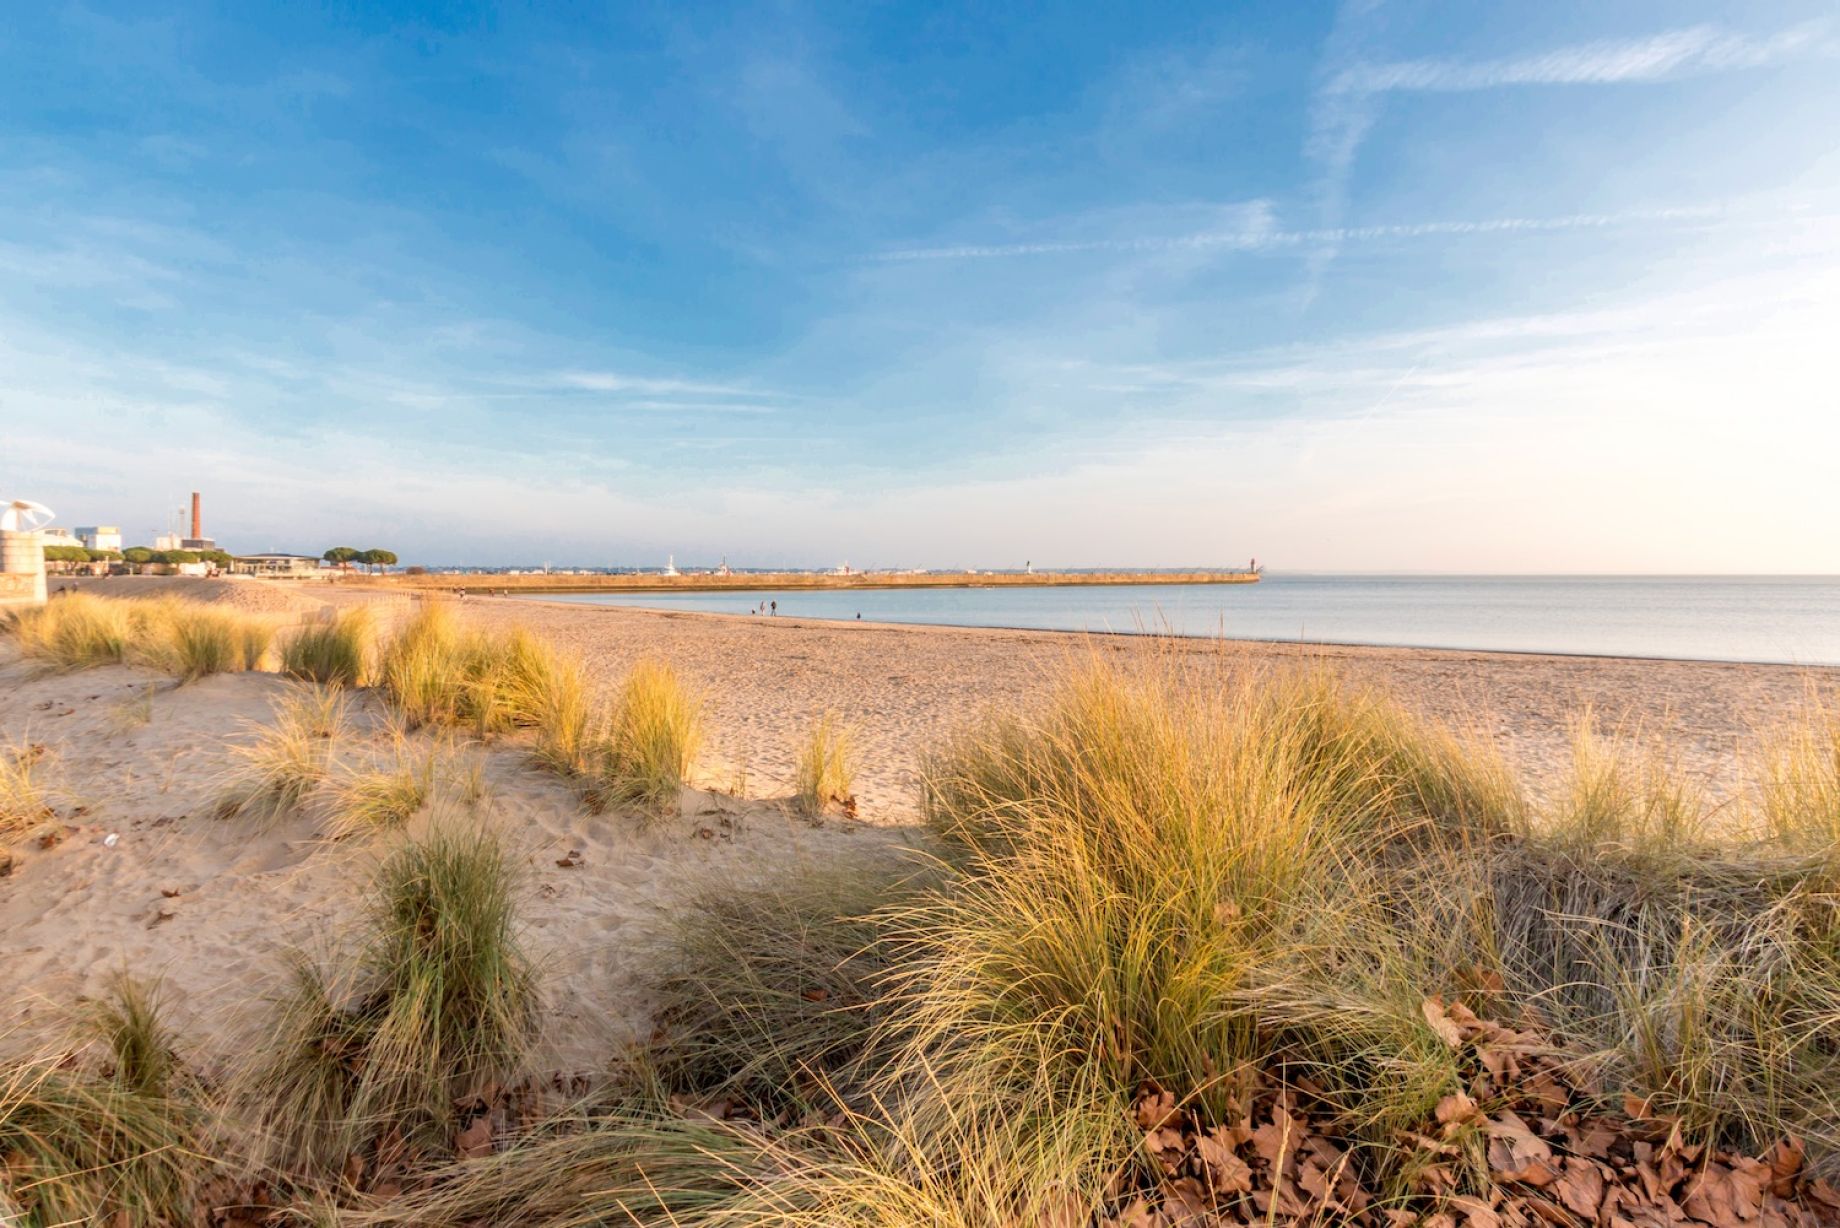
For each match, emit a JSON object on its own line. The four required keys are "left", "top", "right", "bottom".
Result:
{"left": 1089, "top": 998, "right": 1840, "bottom": 1228}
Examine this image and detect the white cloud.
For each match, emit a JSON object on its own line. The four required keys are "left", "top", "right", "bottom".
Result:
{"left": 1301, "top": 15, "right": 1834, "bottom": 294}
{"left": 549, "top": 370, "right": 761, "bottom": 397}
{"left": 1330, "top": 20, "right": 1833, "bottom": 95}
{"left": 876, "top": 200, "right": 1754, "bottom": 263}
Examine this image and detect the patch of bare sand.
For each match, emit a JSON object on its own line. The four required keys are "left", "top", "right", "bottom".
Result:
{"left": 0, "top": 652, "right": 910, "bottom": 1073}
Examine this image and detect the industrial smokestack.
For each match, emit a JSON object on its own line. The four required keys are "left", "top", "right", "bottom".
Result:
{"left": 191, "top": 492, "right": 201, "bottom": 540}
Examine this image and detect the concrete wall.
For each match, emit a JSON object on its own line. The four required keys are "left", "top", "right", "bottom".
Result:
{"left": 0, "top": 530, "right": 46, "bottom": 607}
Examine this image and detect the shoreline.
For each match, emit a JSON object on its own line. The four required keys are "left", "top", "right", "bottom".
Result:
{"left": 456, "top": 595, "right": 1840, "bottom": 822}
{"left": 508, "top": 593, "right": 1840, "bottom": 672}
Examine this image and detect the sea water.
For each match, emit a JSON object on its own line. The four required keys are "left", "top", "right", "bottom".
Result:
{"left": 533, "top": 574, "right": 1840, "bottom": 666}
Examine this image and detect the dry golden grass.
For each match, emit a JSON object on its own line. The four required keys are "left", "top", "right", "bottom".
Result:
{"left": 321, "top": 745, "right": 435, "bottom": 840}
{"left": 241, "top": 819, "right": 538, "bottom": 1178}
{"left": 581, "top": 659, "right": 702, "bottom": 815}
{"left": 283, "top": 607, "right": 377, "bottom": 687}
{"left": 0, "top": 981, "right": 201, "bottom": 1224}
{"left": 793, "top": 711, "right": 855, "bottom": 816}
{"left": 216, "top": 685, "right": 348, "bottom": 821}
{"left": 4, "top": 592, "right": 137, "bottom": 670}
{"left": 0, "top": 740, "right": 53, "bottom": 842}
{"left": 5, "top": 593, "right": 274, "bottom": 679}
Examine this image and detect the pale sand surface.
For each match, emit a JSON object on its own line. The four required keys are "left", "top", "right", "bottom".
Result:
{"left": 464, "top": 596, "right": 1840, "bottom": 818}
{"left": 4, "top": 581, "right": 1836, "bottom": 1077}
{"left": 0, "top": 651, "right": 905, "bottom": 1073}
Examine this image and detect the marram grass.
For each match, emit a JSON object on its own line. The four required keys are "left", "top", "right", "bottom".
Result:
{"left": 283, "top": 606, "right": 378, "bottom": 687}
{"left": 4, "top": 593, "right": 275, "bottom": 679}
{"left": 582, "top": 659, "right": 702, "bottom": 815}
{"left": 242, "top": 819, "right": 538, "bottom": 1176}
{"left": 322, "top": 744, "right": 435, "bottom": 839}
{"left": 379, "top": 603, "right": 587, "bottom": 738}
{"left": 793, "top": 710, "right": 855, "bottom": 816}
{"left": 0, "top": 740, "right": 53, "bottom": 842}
{"left": 0, "top": 980, "right": 201, "bottom": 1225}
{"left": 2, "top": 592, "right": 134, "bottom": 670}
{"left": 216, "top": 685, "right": 348, "bottom": 821}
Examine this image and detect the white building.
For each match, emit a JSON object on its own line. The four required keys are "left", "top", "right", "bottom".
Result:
{"left": 40, "top": 528, "right": 84, "bottom": 551}
{"left": 74, "top": 525, "right": 122, "bottom": 552}
{"left": 230, "top": 553, "right": 321, "bottom": 576}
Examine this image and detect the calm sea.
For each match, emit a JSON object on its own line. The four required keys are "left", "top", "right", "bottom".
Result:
{"left": 533, "top": 575, "right": 1840, "bottom": 666}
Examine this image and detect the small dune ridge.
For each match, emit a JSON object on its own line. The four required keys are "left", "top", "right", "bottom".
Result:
{"left": 0, "top": 593, "right": 1837, "bottom": 1225}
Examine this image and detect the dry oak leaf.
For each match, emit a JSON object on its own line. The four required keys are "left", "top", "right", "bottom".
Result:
{"left": 1422, "top": 998, "right": 1465, "bottom": 1048}
{"left": 1195, "top": 1130, "right": 1253, "bottom": 1194}
{"left": 1487, "top": 1111, "right": 1558, "bottom": 1186}
{"left": 455, "top": 1116, "right": 494, "bottom": 1160}
{"left": 1554, "top": 1160, "right": 1607, "bottom": 1219}
{"left": 1764, "top": 1138, "right": 1804, "bottom": 1197}
{"left": 1436, "top": 1090, "right": 1480, "bottom": 1130}
{"left": 1163, "top": 1177, "right": 1212, "bottom": 1226}
{"left": 1447, "top": 1194, "right": 1502, "bottom": 1228}
{"left": 1134, "top": 1090, "right": 1182, "bottom": 1133}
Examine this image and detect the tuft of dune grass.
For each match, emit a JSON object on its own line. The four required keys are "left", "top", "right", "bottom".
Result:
{"left": 0, "top": 740, "right": 53, "bottom": 842}
{"left": 148, "top": 600, "right": 276, "bottom": 680}
{"left": 380, "top": 604, "right": 590, "bottom": 749}
{"left": 646, "top": 862, "right": 925, "bottom": 1113}
{"left": 84, "top": 974, "right": 182, "bottom": 1100}
{"left": 793, "top": 711, "right": 855, "bottom": 817}
{"left": 5, "top": 593, "right": 274, "bottom": 679}
{"left": 216, "top": 685, "right": 348, "bottom": 821}
{"left": 1484, "top": 714, "right": 1840, "bottom": 1156}
{"left": 0, "top": 981, "right": 200, "bottom": 1224}
{"left": 3, "top": 592, "right": 136, "bottom": 670}
{"left": 283, "top": 607, "right": 378, "bottom": 687}
{"left": 1755, "top": 693, "right": 1840, "bottom": 855}
{"left": 581, "top": 659, "right": 701, "bottom": 815}
{"left": 329, "top": 1107, "right": 775, "bottom": 1227}
{"left": 322, "top": 745, "right": 436, "bottom": 840}
{"left": 242, "top": 819, "right": 538, "bottom": 1177}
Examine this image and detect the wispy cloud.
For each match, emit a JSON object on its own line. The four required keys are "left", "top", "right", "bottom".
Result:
{"left": 1300, "top": 15, "right": 1833, "bottom": 297}
{"left": 1329, "top": 20, "right": 1833, "bottom": 95}
{"left": 548, "top": 370, "right": 761, "bottom": 397}
{"left": 875, "top": 201, "right": 1747, "bottom": 263}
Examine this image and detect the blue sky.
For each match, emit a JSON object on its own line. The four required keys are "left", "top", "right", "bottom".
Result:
{"left": 2, "top": 2, "right": 1836, "bottom": 569}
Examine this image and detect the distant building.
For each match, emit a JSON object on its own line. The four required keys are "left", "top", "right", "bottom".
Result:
{"left": 230, "top": 553, "right": 321, "bottom": 576}
{"left": 181, "top": 537, "right": 217, "bottom": 552}
{"left": 40, "top": 528, "right": 84, "bottom": 550}
{"left": 74, "top": 525, "right": 123, "bottom": 552}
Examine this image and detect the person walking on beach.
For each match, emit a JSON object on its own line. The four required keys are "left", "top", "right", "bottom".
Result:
{"left": 770, "top": 600, "right": 777, "bottom": 616}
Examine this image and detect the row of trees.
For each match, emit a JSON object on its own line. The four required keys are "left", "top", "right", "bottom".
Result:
{"left": 43, "top": 543, "right": 403, "bottom": 574}
{"left": 43, "top": 545, "right": 236, "bottom": 571}
{"left": 322, "top": 547, "right": 398, "bottom": 574}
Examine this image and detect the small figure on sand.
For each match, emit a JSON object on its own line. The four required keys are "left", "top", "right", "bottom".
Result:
{"left": 770, "top": 600, "right": 777, "bottom": 616}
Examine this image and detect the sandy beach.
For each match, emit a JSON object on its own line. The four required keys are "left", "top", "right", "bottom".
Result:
{"left": 463, "top": 593, "right": 1840, "bottom": 818}
{"left": 4, "top": 580, "right": 1837, "bottom": 1068}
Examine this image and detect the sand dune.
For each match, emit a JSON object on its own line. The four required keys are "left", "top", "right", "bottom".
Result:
{"left": 4, "top": 579, "right": 1836, "bottom": 1074}
{"left": 0, "top": 651, "right": 907, "bottom": 1071}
